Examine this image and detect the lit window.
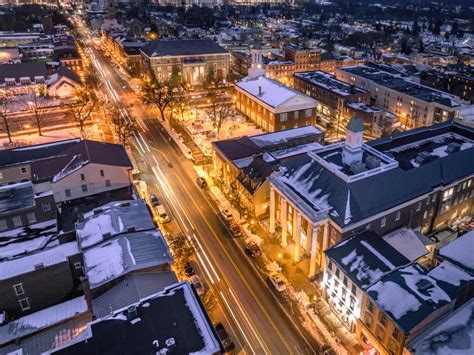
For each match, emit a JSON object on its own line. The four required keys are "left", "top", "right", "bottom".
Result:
{"left": 395, "top": 211, "right": 401, "bottom": 221}
{"left": 380, "top": 217, "right": 386, "bottom": 228}
{"left": 416, "top": 202, "right": 421, "bottom": 212}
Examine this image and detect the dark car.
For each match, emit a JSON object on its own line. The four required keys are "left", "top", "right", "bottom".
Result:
{"left": 215, "top": 323, "right": 235, "bottom": 353}
{"left": 245, "top": 241, "right": 262, "bottom": 257}
{"left": 149, "top": 194, "right": 160, "bottom": 207}
{"left": 184, "top": 262, "right": 195, "bottom": 277}
{"left": 196, "top": 177, "right": 208, "bottom": 189}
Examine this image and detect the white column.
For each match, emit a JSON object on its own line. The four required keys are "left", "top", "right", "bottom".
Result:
{"left": 321, "top": 223, "right": 329, "bottom": 267}
{"left": 280, "top": 199, "right": 287, "bottom": 247}
{"left": 309, "top": 225, "right": 320, "bottom": 278}
{"left": 293, "top": 212, "right": 301, "bottom": 262}
{"left": 269, "top": 188, "right": 276, "bottom": 234}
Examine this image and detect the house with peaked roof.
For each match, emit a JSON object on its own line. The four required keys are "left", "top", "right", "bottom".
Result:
{"left": 235, "top": 76, "right": 318, "bottom": 132}
{"left": 268, "top": 118, "right": 474, "bottom": 279}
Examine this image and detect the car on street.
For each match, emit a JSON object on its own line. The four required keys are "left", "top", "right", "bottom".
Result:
{"left": 215, "top": 323, "right": 235, "bottom": 353}
{"left": 149, "top": 194, "right": 160, "bottom": 207}
{"left": 229, "top": 223, "right": 242, "bottom": 237}
{"left": 156, "top": 205, "right": 170, "bottom": 224}
{"left": 245, "top": 241, "right": 262, "bottom": 257}
{"left": 268, "top": 274, "right": 286, "bottom": 292}
{"left": 196, "top": 177, "right": 208, "bottom": 189}
{"left": 184, "top": 262, "right": 195, "bottom": 277}
{"left": 189, "top": 275, "right": 205, "bottom": 295}
{"left": 220, "top": 208, "right": 233, "bottom": 221}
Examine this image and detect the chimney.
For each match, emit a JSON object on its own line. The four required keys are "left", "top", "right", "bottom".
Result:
{"left": 77, "top": 213, "right": 85, "bottom": 222}
{"left": 258, "top": 85, "right": 262, "bottom": 96}
{"left": 126, "top": 306, "right": 138, "bottom": 321}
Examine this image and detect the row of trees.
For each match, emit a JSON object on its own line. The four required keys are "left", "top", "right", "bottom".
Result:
{"left": 140, "top": 66, "right": 236, "bottom": 139}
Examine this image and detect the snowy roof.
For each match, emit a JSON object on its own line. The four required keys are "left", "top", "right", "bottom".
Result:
{"left": 141, "top": 39, "right": 228, "bottom": 57}
{"left": 367, "top": 263, "right": 470, "bottom": 333}
{"left": 0, "top": 242, "right": 79, "bottom": 280}
{"left": 270, "top": 121, "right": 474, "bottom": 227}
{"left": 325, "top": 231, "right": 410, "bottom": 289}
{"left": 76, "top": 200, "right": 155, "bottom": 249}
{"left": 236, "top": 76, "right": 317, "bottom": 110}
{"left": 0, "top": 181, "right": 35, "bottom": 214}
{"left": 407, "top": 298, "right": 474, "bottom": 354}
{"left": 83, "top": 231, "right": 172, "bottom": 289}
{"left": 438, "top": 231, "right": 474, "bottom": 274}
{"left": 382, "top": 228, "right": 430, "bottom": 262}
{"left": 294, "top": 70, "right": 366, "bottom": 97}
{"left": 0, "top": 296, "right": 88, "bottom": 346}
{"left": 249, "top": 126, "right": 322, "bottom": 148}
{"left": 50, "top": 282, "right": 221, "bottom": 354}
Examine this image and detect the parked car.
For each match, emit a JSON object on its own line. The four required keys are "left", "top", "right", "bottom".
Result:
{"left": 184, "top": 262, "right": 195, "bottom": 277}
{"left": 245, "top": 241, "right": 262, "bottom": 257}
{"left": 215, "top": 323, "right": 235, "bottom": 352}
{"left": 229, "top": 223, "right": 242, "bottom": 237}
{"left": 156, "top": 205, "right": 170, "bottom": 224}
{"left": 150, "top": 194, "right": 160, "bottom": 207}
{"left": 268, "top": 274, "right": 286, "bottom": 292}
{"left": 220, "top": 208, "right": 233, "bottom": 221}
{"left": 189, "top": 275, "right": 205, "bottom": 295}
{"left": 196, "top": 177, "right": 208, "bottom": 189}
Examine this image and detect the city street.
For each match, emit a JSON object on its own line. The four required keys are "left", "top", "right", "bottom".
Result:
{"left": 75, "top": 18, "right": 322, "bottom": 355}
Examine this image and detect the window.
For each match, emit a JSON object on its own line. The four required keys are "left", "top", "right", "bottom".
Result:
{"left": 380, "top": 217, "right": 386, "bottom": 228}
{"left": 100, "top": 170, "right": 104, "bottom": 177}
{"left": 341, "top": 289, "right": 347, "bottom": 302}
{"left": 65, "top": 189, "right": 71, "bottom": 198}
{"left": 80, "top": 173, "right": 85, "bottom": 181}
{"left": 343, "top": 276, "right": 348, "bottom": 287}
{"left": 42, "top": 202, "right": 51, "bottom": 212}
{"left": 20, "top": 167, "right": 27, "bottom": 174}
{"left": 280, "top": 113, "right": 287, "bottom": 122}
{"left": 351, "top": 284, "right": 357, "bottom": 295}
{"left": 349, "top": 297, "right": 355, "bottom": 310}
{"left": 81, "top": 184, "right": 88, "bottom": 192}
{"left": 335, "top": 268, "right": 340, "bottom": 278}
{"left": 334, "top": 280, "right": 339, "bottom": 291}
{"left": 74, "top": 262, "right": 82, "bottom": 270}
{"left": 432, "top": 194, "right": 437, "bottom": 203}
{"left": 0, "top": 172, "right": 3, "bottom": 179}
{"left": 105, "top": 179, "right": 111, "bottom": 187}
{"left": 0, "top": 219, "right": 7, "bottom": 231}
{"left": 294, "top": 111, "right": 299, "bottom": 119}
{"left": 18, "top": 298, "right": 30, "bottom": 311}
{"left": 416, "top": 202, "right": 421, "bottom": 212}
{"left": 13, "top": 216, "right": 22, "bottom": 227}
{"left": 367, "top": 300, "right": 374, "bottom": 313}
{"left": 392, "top": 328, "right": 400, "bottom": 341}
{"left": 380, "top": 314, "right": 387, "bottom": 327}
{"left": 13, "top": 283, "right": 24, "bottom": 296}
{"left": 26, "top": 212, "right": 36, "bottom": 224}
{"left": 442, "top": 188, "right": 454, "bottom": 202}
{"left": 305, "top": 109, "right": 312, "bottom": 117}
{"left": 328, "top": 260, "right": 333, "bottom": 271}
{"left": 395, "top": 211, "right": 401, "bottom": 221}
{"left": 375, "top": 325, "right": 385, "bottom": 341}
{"left": 365, "top": 312, "right": 372, "bottom": 328}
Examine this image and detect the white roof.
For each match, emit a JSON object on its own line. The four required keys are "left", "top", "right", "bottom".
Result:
{"left": 0, "top": 242, "right": 78, "bottom": 280}
{"left": 382, "top": 228, "right": 429, "bottom": 262}
{"left": 0, "top": 296, "right": 88, "bottom": 345}
{"left": 236, "top": 76, "right": 317, "bottom": 111}
{"left": 439, "top": 231, "right": 474, "bottom": 271}
{"left": 249, "top": 125, "right": 321, "bottom": 148}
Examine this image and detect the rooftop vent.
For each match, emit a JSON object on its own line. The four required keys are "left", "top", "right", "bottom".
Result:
{"left": 416, "top": 279, "right": 433, "bottom": 292}
{"left": 349, "top": 161, "right": 366, "bottom": 175}
{"left": 127, "top": 226, "right": 136, "bottom": 233}
{"left": 258, "top": 85, "right": 262, "bottom": 96}
{"left": 34, "top": 263, "right": 44, "bottom": 270}
{"left": 446, "top": 142, "right": 461, "bottom": 154}
{"left": 415, "top": 152, "right": 431, "bottom": 164}
{"left": 102, "top": 232, "right": 112, "bottom": 239}
{"left": 165, "top": 338, "right": 176, "bottom": 348}
{"left": 93, "top": 208, "right": 103, "bottom": 215}
{"left": 77, "top": 213, "right": 85, "bottom": 222}
{"left": 126, "top": 305, "right": 138, "bottom": 321}
{"left": 365, "top": 156, "right": 381, "bottom": 169}
{"left": 121, "top": 202, "right": 131, "bottom": 207}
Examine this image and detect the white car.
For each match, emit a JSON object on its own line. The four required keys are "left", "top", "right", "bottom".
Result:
{"left": 269, "top": 274, "right": 286, "bottom": 292}
{"left": 156, "top": 205, "right": 170, "bottom": 224}
{"left": 189, "top": 275, "right": 206, "bottom": 295}
{"left": 220, "top": 208, "right": 233, "bottom": 221}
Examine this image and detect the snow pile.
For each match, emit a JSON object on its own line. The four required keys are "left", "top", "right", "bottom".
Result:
{"left": 78, "top": 214, "right": 117, "bottom": 248}
{"left": 369, "top": 281, "right": 422, "bottom": 319}
{"left": 439, "top": 231, "right": 474, "bottom": 271}
{"left": 341, "top": 250, "right": 384, "bottom": 287}
{"left": 428, "top": 263, "right": 474, "bottom": 287}
{"left": 84, "top": 239, "right": 125, "bottom": 287}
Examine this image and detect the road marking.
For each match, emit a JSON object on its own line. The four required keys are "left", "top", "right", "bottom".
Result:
{"left": 193, "top": 233, "right": 220, "bottom": 282}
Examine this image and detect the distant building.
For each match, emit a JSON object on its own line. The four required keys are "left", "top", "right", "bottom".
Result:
{"left": 336, "top": 64, "right": 462, "bottom": 129}
{"left": 235, "top": 76, "right": 318, "bottom": 132}
{"left": 141, "top": 39, "right": 231, "bottom": 86}
{"left": 420, "top": 68, "right": 474, "bottom": 104}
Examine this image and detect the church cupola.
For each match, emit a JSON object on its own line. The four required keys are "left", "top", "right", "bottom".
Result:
{"left": 342, "top": 117, "right": 364, "bottom": 166}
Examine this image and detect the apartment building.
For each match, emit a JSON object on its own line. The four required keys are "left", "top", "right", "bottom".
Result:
{"left": 141, "top": 39, "right": 230, "bottom": 86}
{"left": 420, "top": 67, "right": 474, "bottom": 104}
{"left": 336, "top": 64, "right": 462, "bottom": 129}
{"left": 267, "top": 118, "right": 474, "bottom": 279}
{"left": 235, "top": 76, "right": 318, "bottom": 132}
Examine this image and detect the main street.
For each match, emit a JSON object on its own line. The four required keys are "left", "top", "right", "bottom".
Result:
{"left": 75, "top": 18, "right": 322, "bottom": 354}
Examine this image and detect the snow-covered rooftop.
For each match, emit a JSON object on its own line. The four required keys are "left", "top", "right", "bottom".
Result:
{"left": 249, "top": 125, "right": 322, "bottom": 148}
{"left": 76, "top": 200, "right": 155, "bottom": 249}
{"left": 0, "top": 181, "right": 35, "bottom": 214}
{"left": 0, "top": 296, "right": 88, "bottom": 346}
{"left": 439, "top": 231, "right": 474, "bottom": 273}
{"left": 382, "top": 228, "right": 430, "bottom": 262}
{"left": 0, "top": 241, "right": 79, "bottom": 280}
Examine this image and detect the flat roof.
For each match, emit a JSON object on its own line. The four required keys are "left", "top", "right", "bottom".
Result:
{"left": 295, "top": 70, "right": 366, "bottom": 97}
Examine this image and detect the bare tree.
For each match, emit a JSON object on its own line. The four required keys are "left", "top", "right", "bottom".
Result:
{"left": 228, "top": 179, "right": 244, "bottom": 218}
{"left": 141, "top": 75, "right": 174, "bottom": 124}
{"left": 63, "top": 88, "right": 100, "bottom": 138}
{"left": 107, "top": 102, "right": 137, "bottom": 147}
{"left": 166, "top": 232, "right": 194, "bottom": 277}
{"left": 208, "top": 101, "right": 233, "bottom": 139}
{"left": 22, "top": 87, "right": 49, "bottom": 136}
{"left": 0, "top": 92, "right": 13, "bottom": 144}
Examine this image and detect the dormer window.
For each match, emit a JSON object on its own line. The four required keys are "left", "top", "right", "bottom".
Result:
{"left": 20, "top": 77, "right": 31, "bottom": 85}
{"left": 5, "top": 78, "right": 16, "bottom": 86}
{"left": 34, "top": 76, "right": 45, "bottom": 84}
